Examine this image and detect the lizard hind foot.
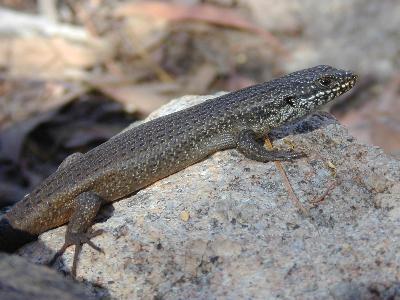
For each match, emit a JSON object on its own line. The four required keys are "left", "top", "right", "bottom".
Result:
{"left": 48, "top": 229, "right": 105, "bottom": 277}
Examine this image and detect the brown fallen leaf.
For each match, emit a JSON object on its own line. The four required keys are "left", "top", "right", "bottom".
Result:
{"left": 0, "top": 37, "right": 111, "bottom": 79}
{"left": 96, "top": 82, "right": 180, "bottom": 115}
{"left": 114, "top": 1, "right": 288, "bottom": 56}
{"left": 183, "top": 63, "right": 219, "bottom": 94}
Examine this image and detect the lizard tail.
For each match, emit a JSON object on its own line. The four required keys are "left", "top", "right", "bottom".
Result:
{"left": 0, "top": 218, "right": 37, "bottom": 252}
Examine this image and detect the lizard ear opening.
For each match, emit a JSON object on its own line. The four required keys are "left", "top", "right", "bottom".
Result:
{"left": 284, "top": 95, "right": 296, "bottom": 107}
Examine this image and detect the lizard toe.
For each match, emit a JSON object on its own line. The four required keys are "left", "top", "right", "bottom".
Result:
{"left": 49, "top": 229, "right": 104, "bottom": 278}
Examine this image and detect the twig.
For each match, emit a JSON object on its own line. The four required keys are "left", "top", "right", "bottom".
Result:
{"left": 38, "top": 0, "right": 59, "bottom": 23}
{"left": 309, "top": 181, "right": 337, "bottom": 207}
{"left": 122, "top": 32, "right": 175, "bottom": 83}
{"left": 0, "top": 7, "right": 89, "bottom": 42}
{"left": 264, "top": 136, "right": 309, "bottom": 216}
{"left": 65, "top": 0, "right": 99, "bottom": 37}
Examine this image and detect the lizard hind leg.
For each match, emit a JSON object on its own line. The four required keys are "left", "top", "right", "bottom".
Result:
{"left": 48, "top": 191, "right": 104, "bottom": 277}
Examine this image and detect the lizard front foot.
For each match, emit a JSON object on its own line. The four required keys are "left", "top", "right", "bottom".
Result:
{"left": 237, "top": 130, "right": 307, "bottom": 162}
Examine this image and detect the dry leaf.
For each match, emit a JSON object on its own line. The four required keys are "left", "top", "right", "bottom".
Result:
{"left": 97, "top": 82, "right": 180, "bottom": 114}
{"left": 114, "top": 1, "right": 286, "bottom": 55}
{"left": 183, "top": 63, "right": 218, "bottom": 94}
{"left": 0, "top": 37, "right": 111, "bottom": 79}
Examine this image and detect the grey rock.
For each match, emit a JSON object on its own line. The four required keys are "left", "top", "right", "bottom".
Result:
{"left": 0, "top": 253, "right": 94, "bottom": 300}
{"left": 18, "top": 94, "right": 400, "bottom": 299}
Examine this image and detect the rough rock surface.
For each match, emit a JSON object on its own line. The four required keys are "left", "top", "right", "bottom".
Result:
{"left": 0, "top": 253, "right": 94, "bottom": 299}
{"left": 19, "top": 94, "right": 400, "bottom": 299}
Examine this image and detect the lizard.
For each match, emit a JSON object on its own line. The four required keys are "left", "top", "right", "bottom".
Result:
{"left": 0, "top": 65, "right": 357, "bottom": 276}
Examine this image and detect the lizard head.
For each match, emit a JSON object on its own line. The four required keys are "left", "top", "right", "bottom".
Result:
{"left": 265, "top": 65, "right": 358, "bottom": 127}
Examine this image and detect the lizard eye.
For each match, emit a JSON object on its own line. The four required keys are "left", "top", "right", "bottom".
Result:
{"left": 284, "top": 95, "right": 296, "bottom": 107}
{"left": 318, "top": 76, "right": 334, "bottom": 87}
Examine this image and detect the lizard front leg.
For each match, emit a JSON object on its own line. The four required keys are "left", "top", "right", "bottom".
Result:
{"left": 49, "top": 191, "right": 104, "bottom": 277}
{"left": 236, "top": 129, "right": 305, "bottom": 162}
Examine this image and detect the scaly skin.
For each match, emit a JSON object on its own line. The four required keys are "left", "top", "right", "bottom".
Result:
{"left": 0, "top": 65, "right": 357, "bottom": 276}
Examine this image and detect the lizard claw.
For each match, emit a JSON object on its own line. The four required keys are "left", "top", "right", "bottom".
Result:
{"left": 85, "top": 229, "right": 105, "bottom": 253}
{"left": 48, "top": 243, "right": 70, "bottom": 267}
{"left": 48, "top": 229, "right": 105, "bottom": 277}
{"left": 87, "top": 228, "right": 104, "bottom": 239}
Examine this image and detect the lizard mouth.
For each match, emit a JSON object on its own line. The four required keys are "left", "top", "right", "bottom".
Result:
{"left": 330, "top": 73, "right": 358, "bottom": 97}
{"left": 311, "top": 72, "right": 357, "bottom": 107}
{"left": 343, "top": 73, "right": 357, "bottom": 90}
